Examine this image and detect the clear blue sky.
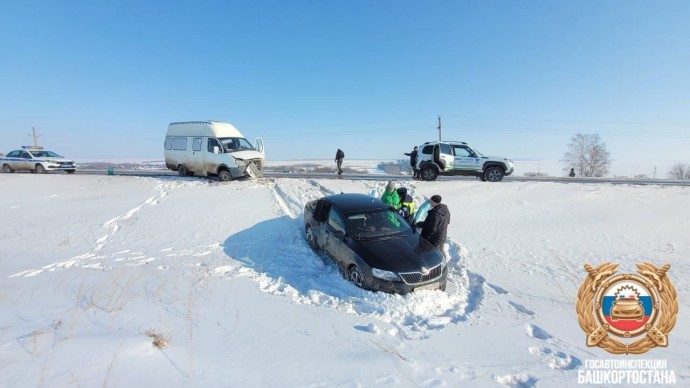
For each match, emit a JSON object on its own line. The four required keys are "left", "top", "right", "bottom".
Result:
{"left": 2, "top": 0, "right": 689, "bottom": 165}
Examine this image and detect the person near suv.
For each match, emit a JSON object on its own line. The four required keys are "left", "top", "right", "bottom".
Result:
{"left": 404, "top": 146, "right": 420, "bottom": 179}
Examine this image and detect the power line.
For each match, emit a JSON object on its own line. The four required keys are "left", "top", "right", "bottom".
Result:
{"left": 442, "top": 114, "right": 690, "bottom": 128}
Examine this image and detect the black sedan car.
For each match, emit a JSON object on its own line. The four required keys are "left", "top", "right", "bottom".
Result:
{"left": 304, "top": 193, "right": 447, "bottom": 294}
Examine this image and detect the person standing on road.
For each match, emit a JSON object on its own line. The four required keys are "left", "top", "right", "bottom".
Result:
{"left": 420, "top": 195, "right": 450, "bottom": 253}
{"left": 404, "top": 146, "right": 420, "bottom": 179}
{"left": 335, "top": 148, "right": 345, "bottom": 175}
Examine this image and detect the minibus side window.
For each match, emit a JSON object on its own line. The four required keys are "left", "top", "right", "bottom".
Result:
{"left": 172, "top": 138, "right": 187, "bottom": 151}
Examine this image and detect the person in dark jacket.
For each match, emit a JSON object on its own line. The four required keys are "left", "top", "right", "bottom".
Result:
{"left": 396, "top": 187, "right": 415, "bottom": 224}
{"left": 420, "top": 194, "right": 450, "bottom": 250}
{"left": 404, "top": 146, "right": 420, "bottom": 179}
{"left": 335, "top": 148, "right": 345, "bottom": 174}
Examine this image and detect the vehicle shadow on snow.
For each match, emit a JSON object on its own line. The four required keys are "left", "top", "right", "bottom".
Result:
{"left": 222, "top": 215, "right": 368, "bottom": 299}
{"left": 222, "top": 216, "right": 479, "bottom": 336}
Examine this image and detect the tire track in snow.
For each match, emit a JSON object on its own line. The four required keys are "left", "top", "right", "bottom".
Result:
{"left": 98, "top": 183, "right": 170, "bottom": 251}
{"left": 9, "top": 182, "right": 178, "bottom": 278}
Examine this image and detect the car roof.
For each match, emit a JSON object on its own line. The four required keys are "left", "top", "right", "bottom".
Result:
{"left": 323, "top": 193, "right": 388, "bottom": 213}
{"left": 421, "top": 140, "right": 468, "bottom": 145}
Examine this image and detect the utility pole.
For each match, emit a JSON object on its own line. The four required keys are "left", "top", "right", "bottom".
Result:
{"left": 28, "top": 127, "right": 41, "bottom": 147}
{"left": 653, "top": 166, "right": 657, "bottom": 179}
{"left": 437, "top": 115, "right": 442, "bottom": 142}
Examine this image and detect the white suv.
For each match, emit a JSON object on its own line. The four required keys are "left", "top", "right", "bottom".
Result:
{"left": 416, "top": 141, "right": 513, "bottom": 182}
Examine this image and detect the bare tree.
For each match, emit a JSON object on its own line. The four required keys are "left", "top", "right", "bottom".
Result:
{"left": 563, "top": 133, "right": 611, "bottom": 177}
{"left": 668, "top": 163, "right": 690, "bottom": 179}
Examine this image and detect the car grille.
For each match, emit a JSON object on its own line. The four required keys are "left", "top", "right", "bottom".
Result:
{"left": 399, "top": 264, "right": 443, "bottom": 285}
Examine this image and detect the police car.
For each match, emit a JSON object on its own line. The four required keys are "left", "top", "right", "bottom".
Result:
{"left": 1, "top": 147, "right": 77, "bottom": 174}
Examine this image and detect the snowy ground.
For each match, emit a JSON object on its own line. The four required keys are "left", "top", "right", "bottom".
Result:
{"left": 1, "top": 173, "right": 688, "bottom": 387}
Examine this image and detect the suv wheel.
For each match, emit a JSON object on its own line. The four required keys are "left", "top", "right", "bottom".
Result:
{"left": 484, "top": 166, "right": 505, "bottom": 182}
{"left": 420, "top": 166, "right": 438, "bottom": 181}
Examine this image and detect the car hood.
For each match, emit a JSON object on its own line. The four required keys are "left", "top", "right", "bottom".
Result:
{"left": 353, "top": 233, "right": 443, "bottom": 273}
{"left": 482, "top": 155, "right": 512, "bottom": 163}
{"left": 231, "top": 150, "right": 263, "bottom": 161}
{"left": 44, "top": 157, "right": 74, "bottom": 163}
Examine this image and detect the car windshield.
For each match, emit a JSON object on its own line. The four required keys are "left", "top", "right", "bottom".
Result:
{"left": 29, "top": 151, "right": 62, "bottom": 157}
{"left": 347, "top": 209, "right": 412, "bottom": 240}
{"left": 218, "top": 137, "right": 254, "bottom": 152}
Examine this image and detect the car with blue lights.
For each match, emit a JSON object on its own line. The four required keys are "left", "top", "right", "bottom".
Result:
{"left": 1, "top": 147, "right": 76, "bottom": 174}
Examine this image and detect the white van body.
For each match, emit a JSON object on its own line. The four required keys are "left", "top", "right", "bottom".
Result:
{"left": 164, "top": 121, "right": 265, "bottom": 181}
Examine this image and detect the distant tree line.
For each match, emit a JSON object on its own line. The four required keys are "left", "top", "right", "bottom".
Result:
{"left": 668, "top": 163, "right": 690, "bottom": 179}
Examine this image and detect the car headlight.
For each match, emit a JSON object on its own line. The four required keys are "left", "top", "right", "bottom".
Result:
{"left": 372, "top": 268, "right": 400, "bottom": 281}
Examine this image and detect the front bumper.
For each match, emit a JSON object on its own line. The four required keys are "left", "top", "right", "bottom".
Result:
{"left": 44, "top": 162, "right": 77, "bottom": 171}
{"left": 368, "top": 266, "right": 448, "bottom": 295}
{"left": 505, "top": 166, "right": 514, "bottom": 176}
{"left": 232, "top": 158, "right": 263, "bottom": 179}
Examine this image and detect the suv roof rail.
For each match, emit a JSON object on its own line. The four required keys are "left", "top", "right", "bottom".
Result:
{"left": 421, "top": 141, "right": 468, "bottom": 145}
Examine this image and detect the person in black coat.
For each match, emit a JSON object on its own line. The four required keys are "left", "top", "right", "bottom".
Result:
{"left": 404, "top": 146, "right": 420, "bottom": 178}
{"left": 335, "top": 148, "right": 345, "bottom": 174}
{"left": 420, "top": 195, "right": 450, "bottom": 249}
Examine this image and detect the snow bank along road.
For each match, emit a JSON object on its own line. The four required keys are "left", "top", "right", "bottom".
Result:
{"left": 73, "top": 168, "right": 690, "bottom": 186}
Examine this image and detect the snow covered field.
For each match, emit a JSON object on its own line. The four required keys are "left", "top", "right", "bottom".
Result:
{"left": 1, "top": 173, "right": 688, "bottom": 387}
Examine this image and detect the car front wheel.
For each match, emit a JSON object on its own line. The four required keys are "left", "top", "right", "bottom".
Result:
{"left": 420, "top": 166, "right": 438, "bottom": 181}
{"left": 2, "top": 164, "right": 13, "bottom": 173}
{"left": 218, "top": 168, "right": 232, "bottom": 182}
{"left": 348, "top": 265, "right": 365, "bottom": 288}
{"left": 36, "top": 164, "right": 47, "bottom": 174}
{"left": 484, "top": 166, "right": 505, "bottom": 182}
